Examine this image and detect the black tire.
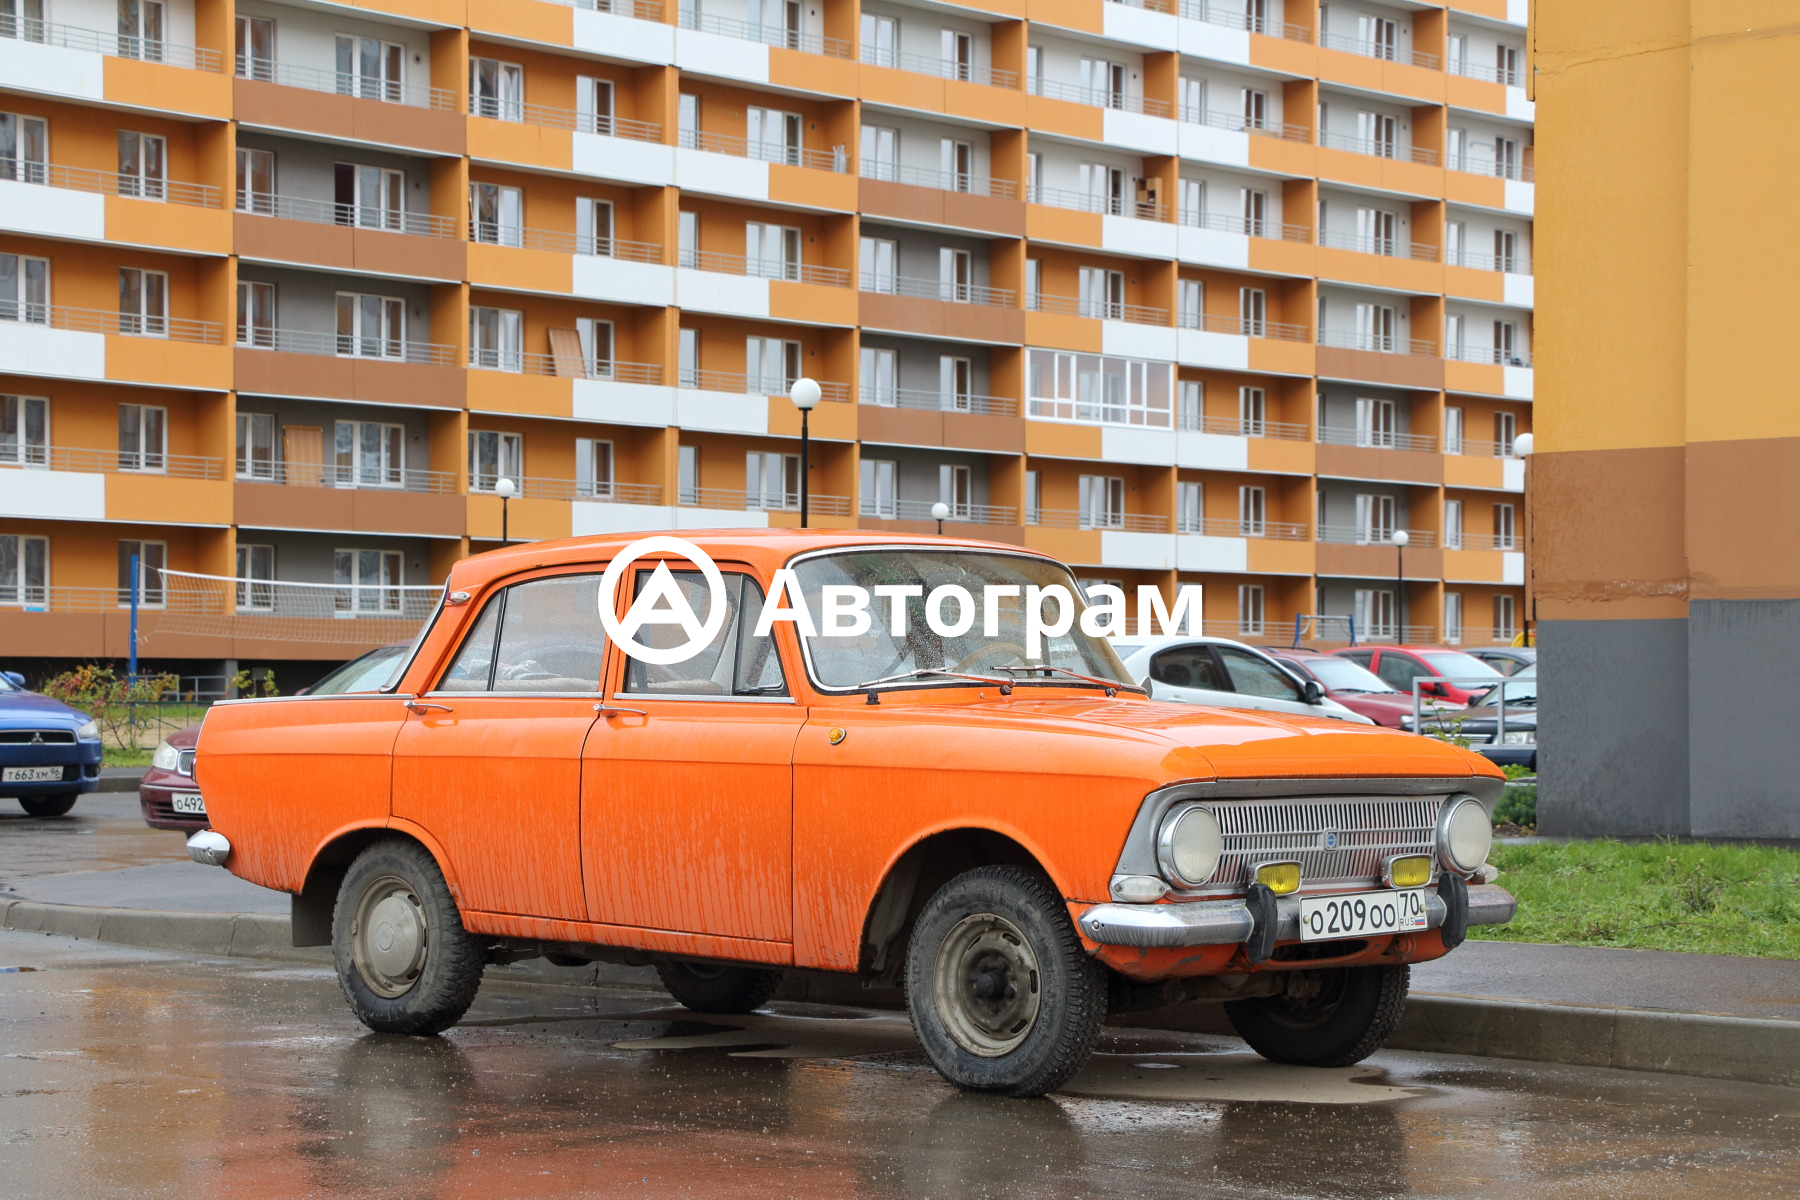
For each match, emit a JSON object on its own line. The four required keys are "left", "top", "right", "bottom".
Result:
{"left": 332, "top": 838, "right": 485, "bottom": 1036}
{"left": 655, "top": 959, "right": 782, "bottom": 1014}
{"left": 19, "top": 794, "right": 78, "bottom": 817}
{"left": 904, "top": 865, "right": 1107, "bottom": 1098}
{"left": 1225, "top": 964, "right": 1410, "bottom": 1067}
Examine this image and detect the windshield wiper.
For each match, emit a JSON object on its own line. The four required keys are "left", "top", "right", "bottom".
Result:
{"left": 853, "top": 667, "right": 1015, "bottom": 695}
{"left": 993, "top": 664, "right": 1134, "bottom": 697}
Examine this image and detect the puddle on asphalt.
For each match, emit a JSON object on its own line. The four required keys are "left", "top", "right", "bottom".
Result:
{"left": 613, "top": 1010, "right": 1428, "bottom": 1105}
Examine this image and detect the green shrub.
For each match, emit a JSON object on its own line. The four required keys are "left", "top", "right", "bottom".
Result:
{"left": 1494, "top": 782, "right": 1537, "bottom": 829}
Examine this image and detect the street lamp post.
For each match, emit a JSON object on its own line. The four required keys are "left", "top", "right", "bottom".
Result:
{"left": 789, "top": 378, "right": 821, "bottom": 528}
{"left": 1390, "top": 529, "right": 1409, "bottom": 643}
{"left": 495, "top": 476, "right": 517, "bottom": 545}
{"left": 931, "top": 500, "right": 950, "bottom": 535}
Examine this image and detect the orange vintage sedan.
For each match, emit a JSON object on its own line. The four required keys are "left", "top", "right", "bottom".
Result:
{"left": 188, "top": 530, "right": 1514, "bottom": 1098}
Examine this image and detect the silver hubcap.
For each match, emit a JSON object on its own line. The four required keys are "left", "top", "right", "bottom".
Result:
{"left": 352, "top": 874, "right": 428, "bottom": 999}
{"left": 933, "top": 912, "right": 1042, "bottom": 1058}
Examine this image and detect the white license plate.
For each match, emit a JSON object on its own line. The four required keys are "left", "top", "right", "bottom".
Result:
{"left": 3, "top": 766, "right": 64, "bottom": 783}
{"left": 169, "top": 792, "right": 206, "bottom": 815}
{"left": 1298, "top": 889, "right": 1429, "bottom": 941}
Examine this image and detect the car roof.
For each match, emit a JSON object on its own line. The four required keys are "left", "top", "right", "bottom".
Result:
{"left": 1338, "top": 644, "right": 1465, "bottom": 655}
{"left": 1109, "top": 634, "right": 1273, "bottom": 655}
{"left": 1266, "top": 647, "right": 1334, "bottom": 660}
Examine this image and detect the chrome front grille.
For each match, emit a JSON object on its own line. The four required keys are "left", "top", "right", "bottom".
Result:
{"left": 1201, "top": 796, "right": 1443, "bottom": 893}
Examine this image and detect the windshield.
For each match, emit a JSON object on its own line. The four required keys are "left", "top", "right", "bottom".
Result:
{"left": 790, "top": 549, "right": 1134, "bottom": 691}
{"left": 309, "top": 645, "right": 408, "bottom": 695}
{"left": 1298, "top": 656, "right": 1399, "bottom": 693}
{"left": 1421, "top": 652, "right": 1503, "bottom": 680}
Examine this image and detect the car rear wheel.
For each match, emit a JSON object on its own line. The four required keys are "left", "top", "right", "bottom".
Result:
{"left": 1224, "top": 964, "right": 1409, "bottom": 1067}
{"left": 332, "top": 839, "right": 484, "bottom": 1036}
{"left": 904, "top": 865, "right": 1106, "bottom": 1098}
{"left": 655, "top": 959, "right": 783, "bottom": 1014}
{"left": 19, "top": 794, "right": 77, "bottom": 817}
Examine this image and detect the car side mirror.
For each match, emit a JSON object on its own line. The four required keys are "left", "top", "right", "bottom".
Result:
{"left": 1302, "top": 680, "right": 1324, "bottom": 706}
{"left": 2, "top": 671, "right": 22, "bottom": 687}
{"left": 1422, "top": 681, "right": 1445, "bottom": 696}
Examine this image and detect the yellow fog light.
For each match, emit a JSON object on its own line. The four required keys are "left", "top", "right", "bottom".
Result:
{"left": 1253, "top": 861, "right": 1302, "bottom": 895}
{"left": 1384, "top": 854, "right": 1433, "bottom": 889}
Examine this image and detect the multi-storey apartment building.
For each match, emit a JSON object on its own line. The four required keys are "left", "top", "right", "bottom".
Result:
{"left": 0, "top": 0, "right": 1532, "bottom": 682}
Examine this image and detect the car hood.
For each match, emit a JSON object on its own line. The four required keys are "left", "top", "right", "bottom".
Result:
{"left": 936, "top": 694, "right": 1498, "bottom": 784}
{"left": 0, "top": 691, "right": 90, "bottom": 728}
{"left": 167, "top": 723, "right": 202, "bottom": 748}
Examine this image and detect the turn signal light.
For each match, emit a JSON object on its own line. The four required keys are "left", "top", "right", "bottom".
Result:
{"left": 1385, "top": 854, "right": 1433, "bottom": 889}
{"left": 1253, "top": 861, "right": 1302, "bottom": 895}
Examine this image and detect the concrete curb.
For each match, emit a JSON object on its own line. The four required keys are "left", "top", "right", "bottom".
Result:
{"left": 5, "top": 896, "right": 1794, "bottom": 1091}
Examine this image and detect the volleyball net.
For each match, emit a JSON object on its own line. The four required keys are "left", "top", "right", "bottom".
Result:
{"left": 148, "top": 569, "right": 440, "bottom": 647}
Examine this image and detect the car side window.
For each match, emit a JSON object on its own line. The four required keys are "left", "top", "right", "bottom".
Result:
{"left": 435, "top": 574, "right": 607, "bottom": 694}
{"left": 620, "top": 571, "right": 787, "bottom": 699}
{"left": 1215, "top": 646, "right": 1305, "bottom": 701}
{"left": 1376, "top": 654, "right": 1428, "bottom": 690}
{"left": 1149, "top": 646, "right": 1225, "bottom": 691}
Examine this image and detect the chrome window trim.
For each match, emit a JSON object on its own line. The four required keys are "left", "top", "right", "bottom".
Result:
{"left": 780, "top": 542, "right": 1144, "bottom": 697}
{"left": 213, "top": 693, "right": 420, "bottom": 707}
{"left": 611, "top": 691, "right": 797, "bottom": 705}
{"left": 424, "top": 690, "right": 603, "bottom": 700}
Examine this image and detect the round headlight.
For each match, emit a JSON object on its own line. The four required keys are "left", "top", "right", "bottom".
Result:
{"left": 1156, "top": 804, "right": 1223, "bottom": 889}
{"left": 1438, "top": 796, "right": 1492, "bottom": 874}
{"left": 151, "top": 740, "right": 181, "bottom": 771}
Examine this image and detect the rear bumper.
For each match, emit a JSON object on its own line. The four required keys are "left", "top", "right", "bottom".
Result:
{"left": 1079, "top": 883, "right": 1516, "bottom": 949}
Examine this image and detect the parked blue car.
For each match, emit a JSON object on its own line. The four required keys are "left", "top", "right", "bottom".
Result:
{"left": 0, "top": 672, "right": 103, "bottom": 817}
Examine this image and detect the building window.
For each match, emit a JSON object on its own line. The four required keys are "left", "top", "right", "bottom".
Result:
{"left": 747, "top": 451, "right": 799, "bottom": 511}
{"left": 1239, "top": 386, "right": 1266, "bottom": 437}
{"left": 678, "top": 444, "right": 699, "bottom": 504}
{"left": 1445, "top": 405, "right": 1465, "bottom": 454}
{"left": 336, "top": 293, "right": 405, "bottom": 359}
{"left": 745, "top": 337, "right": 801, "bottom": 395}
{"left": 338, "top": 35, "right": 405, "bottom": 102}
{"left": 236, "top": 412, "right": 276, "bottom": 480}
{"left": 1078, "top": 267, "right": 1123, "bottom": 320}
{"left": 1494, "top": 411, "right": 1518, "bottom": 457}
{"left": 1027, "top": 350, "right": 1172, "bottom": 428}
{"left": 576, "top": 318, "right": 613, "bottom": 380}
{"left": 468, "top": 430, "right": 522, "bottom": 493}
{"left": 337, "top": 163, "right": 404, "bottom": 231}
{"left": 576, "top": 438, "right": 614, "bottom": 500}
{"left": 940, "top": 356, "right": 973, "bottom": 410}
{"left": 0, "top": 112, "right": 48, "bottom": 185}
{"left": 1356, "top": 493, "right": 1397, "bottom": 544}
{"left": 747, "top": 222, "right": 802, "bottom": 281}
{"left": 1493, "top": 594, "right": 1517, "bottom": 641}
{"left": 939, "top": 463, "right": 972, "bottom": 519}
{"left": 235, "top": 544, "right": 274, "bottom": 611}
{"left": 859, "top": 12, "right": 896, "bottom": 67}
{"left": 1238, "top": 585, "right": 1265, "bottom": 636}
{"left": 1444, "top": 499, "right": 1464, "bottom": 550}
{"left": 335, "top": 420, "right": 404, "bottom": 488}
{"left": 1494, "top": 503, "right": 1517, "bottom": 551}
{"left": 746, "top": 107, "right": 802, "bottom": 166}
{"left": 117, "top": 130, "right": 166, "bottom": 200}
{"left": 234, "top": 14, "right": 274, "bottom": 79}
{"left": 1079, "top": 162, "right": 1125, "bottom": 214}
{"left": 334, "top": 549, "right": 403, "bottom": 612}
{"left": 469, "top": 181, "right": 522, "bottom": 246}
{"left": 1240, "top": 188, "right": 1268, "bottom": 237}
{"left": 469, "top": 58, "right": 524, "bottom": 120}
{"left": 1, "top": 394, "right": 48, "bottom": 467}
{"left": 237, "top": 280, "right": 275, "bottom": 347}
{"left": 1495, "top": 320, "right": 1520, "bottom": 365}
{"left": 678, "top": 329, "right": 699, "bottom": 387}
{"left": 1178, "top": 279, "right": 1203, "bottom": 330}
{"left": 1355, "top": 588, "right": 1396, "bottom": 641}
{"left": 1445, "top": 220, "right": 1464, "bottom": 266}
{"left": 1238, "top": 288, "right": 1267, "bottom": 337}
{"left": 1239, "top": 486, "right": 1267, "bottom": 537}
{"left": 118, "top": 403, "right": 166, "bottom": 472}
{"left": 236, "top": 147, "right": 274, "bottom": 213}
{"left": 1355, "top": 397, "right": 1398, "bottom": 448}
{"left": 1443, "top": 591, "right": 1463, "bottom": 644}
{"left": 859, "top": 347, "right": 896, "bottom": 405}
{"left": 117, "top": 538, "right": 166, "bottom": 606}
{"left": 858, "top": 236, "right": 896, "bottom": 292}
{"left": 576, "top": 75, "right": 614, "bottom": 135}
{"left": 1024, "top": 258, "right": 1041, "bottom": 310}
{"left": 469, "top": 306, "right": 523, "bottom": 372}
{"left": 118, "top": 268, "right": 167, "bottom": 337}
{"left": 859, "top": 124, "right": 898, "bottom": 180}
{"left": 1178, "top": 380, "right": 1203, "bottom": 431}
{"left": 118, "top": 0, "right": 165, "bottom": 62}
{"left": 1176, "top": 481, "right": 1203, "bottom": 533}
{"left": 1078, "top": 475, "right": 1125, "bottom": 529}
{"left": 1024, "top": 469, "right": 1040, "bottom": 525}
{"left": 577, "top": 198, "right": 613, "bottom": 256}
{"left": 0, "top": 533, "right": 48, "bottom": 606}
{"left": 940, "top": 248, "right": 973, "bottom": 302}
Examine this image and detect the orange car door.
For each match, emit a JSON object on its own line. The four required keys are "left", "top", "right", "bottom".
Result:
{"left": 391, "top": 572, "right": 607, "bottom": 922}
{"left": 581, "top": 569, "right": 802, "bottom": 946}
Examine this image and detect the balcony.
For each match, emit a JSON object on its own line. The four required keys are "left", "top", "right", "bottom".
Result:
{"left": 858, "top": 45, "right": 1017, "bottom": 90}
{"left": 1318, "top": 131, "right": 1438, "bottom": 167}
{"left": 1445, "top": 345, "right": 1532, "bottom": 369}
{"left": 484, "top": 352, "right": 664, "bottom": 384}
{"left": 0, "top": 16, "right": 220, "bottom": 71}
{"left": 1027, "top": 78, "right": 1170, "bottom": 119}
{"left": 1317, "top": 331, "right": 1437, "bottom": 357}
{"left": 681, "top": 487, "right": 851, "bottom": 516}
{"left": 859, "top": 388, "right": 1017, "bottom": 418}
{"left": 234, "top": 59, "right": 461, "bottom": 155}
{"left": 863, "top": 499, "right": 1018, "bottom": 524}
{"left": 1028, "top": 184, "right": 1163, "bottom": 222}
{"left": 1177, "top": 414, "right": 1310, "bottom": 441}
{"left": 1176, "top": 207, "right": 1311, "bottom": 245}
{"left": 860, "top": 274, "right": 1012, "bottom": 307}
{"left": 1449, "top": 249, "right": 1532, "bottom": 276}
{"left": 1028, "top": 508, "right": 1170, "bottom": 533}
{"left": 484, "top": 477, "right": 663, "bottom": 505}
{"left": 680, "top": 370, "right": 849, "bottom": 402}
{"left": 1034, "top": 294, "right": 1168, "bottom": 327}
{"left": 241, "top": 194, "right": 453, "bottom": 239}
{"left": 1317, "top": 426, "right": 1436, "bottom": 453}
{"left": 471, "top": 98, "right": 663, "bottom": 146}
{"left": 1448, "top": 153, "right": 1534, "bottom": 183}
{"left": 1318, "top": 230, "right": 1438, "bottom": 262}
{"left": 4, "top": 162, "right": 219, "bottom": 209}
{"left": 683, "top": 249, "right": 850, "bottom": 288}
{"left": 237, "top": 462, "right": 455, "bottom": 493}
{"left": 234, "top": 328, "right": 462, "bottom": 407}
{"left": 492, "top": 229, "right": 663, "bottom": 264}
{"left": 240, "top": 60, "right": 452, "bottom": 111}
{"left": 1448, "top": 59, "right": 1524, "bottom": 88}
{"left": 0, "top": 445, "right": 222, "bottom": 480}
{"left": 677, "top": 9, "right": 851, "bottom": 58}
{"left": 240, "top": 328, "right": 452, "bottom": 365}
{"left": 1178, "top": 517, "right": 1310, "bottom": 541}
{"left": 858, "top": 161, "right": 1018, "bottom": 201}
{"left": 1449, "top": 437, "right": 1523, "bottom": 459}
{"left": 1, "top": 303, "right": 221, "bottom": 344}
{"left": 234, "top": 463, "right": 462, "bottom": 536}
{"left": 1319, "top": 32, "right": 1438, "bottom": 71}
{"left": 1317, "top": 525, "right": 1437, "bottom": 547}
{"left": 1178, "top": 311, "right": 1311, "bottom": 343}
{"left": 679, "top": 129, "right": 847, "bottom": 173}
{"left": 535, "top": 0, "right": 664, "bottom": 17}
{"left": 1178, "top": 105, "right": 1311, "bottom": 144}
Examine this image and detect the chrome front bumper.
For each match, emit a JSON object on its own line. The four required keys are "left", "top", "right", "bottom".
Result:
{"left": 1079, "top": 883, "right": 1517, "bottom": 949}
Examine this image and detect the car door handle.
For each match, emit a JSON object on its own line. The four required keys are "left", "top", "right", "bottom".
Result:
{"left": 406, "top": 701, "right": 454, "bottom": 714}
{"left": 594, "top": 704, "right": 646, "bottom": 718}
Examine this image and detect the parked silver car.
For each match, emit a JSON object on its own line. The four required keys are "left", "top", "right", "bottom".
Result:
{"left": 1110, "top": 636, "right": 1375, "bottom": 724}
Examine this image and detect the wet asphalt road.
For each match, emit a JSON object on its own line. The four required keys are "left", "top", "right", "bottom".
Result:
{"left": 2, "top": 933, "right": 1798, "bottom": 1200}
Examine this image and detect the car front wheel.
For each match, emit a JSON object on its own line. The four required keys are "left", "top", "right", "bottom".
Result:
{"left": 904, "top": 865, "right": 1106, "bottom": 1098}
{"left": 19, "top": 794, "right": 77, "bottom": 817}
{"left": 1224, "top": 964, "right": 1409, "bottom": 1067}
{"left": 332, "top": 839, "right": 485, "bottom": 1036}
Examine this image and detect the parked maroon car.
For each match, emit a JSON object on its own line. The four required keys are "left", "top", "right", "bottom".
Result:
{"left": 1266, "top": 648, "right": 1421, "bottom": 728}
{"left": 1334, "top": 645, "right": 1503, "bottom": 706}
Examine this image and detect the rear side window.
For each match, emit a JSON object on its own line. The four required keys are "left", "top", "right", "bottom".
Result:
{"left": 1149, "top": 646, "right": 1225, "bottom": 692}
{"left": 1215, "top": 646, "right": 1304, "bottom": 701}
{"left": 435, "top": 574, "right": 607, "bottom": 693}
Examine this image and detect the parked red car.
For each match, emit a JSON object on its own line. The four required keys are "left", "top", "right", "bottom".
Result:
{"left": 1266, "top": 648, "right": 1419, "bottom": 728}
{"left": 1333, "top": 646, "right": 1503, "bottom": 707}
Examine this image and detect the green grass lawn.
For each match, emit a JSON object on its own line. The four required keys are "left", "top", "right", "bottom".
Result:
{"left": 1473, "top": 839, "right": 1800, "bottom": 959}
{"left": 102, "top": 746, "right": 155, "bottom": 769}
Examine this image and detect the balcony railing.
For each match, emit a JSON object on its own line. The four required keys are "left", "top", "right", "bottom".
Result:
{"left": 1177, "top": 311, "right": 1312, "bottom": 342}
{"left": 1444, "top": 345, "right": 1533, "bottom": 368}
{"left": 857, "top": 46, "right": 1018, "bottom": 90}
{"left": 1176, "top": 207, "right": 1312, "bottom": 243}
{"left": 2, "top": 161, "right": 220, "bottom": 208}
{"left": 679, "top": 370, "right": 850, "bottom": 402}
{"left": 1178, "top": 517, "right": 1310, "bottom": 541}
{"left": 1317, "top": 525, "right": 1438, "bottom": 548}
{"left": 469, "top": 99, "right": 663, "bottom": 145}
{"left": 1449, "top": 437, "right": 1524, "bottom": 459}
{"left": 678, "top": 128, "right": 847, "bottom": 172}
{"left": 1178, "top": 414, "right": 1311, "bottom": 441}
{"left": 1447, "top": 153, "right": 1534, "bottom": 183}
{"left": 1318, "top": 33, "right": 1439, "bottom": 70}
{"left": 676, "top": 10, "right": 851, "bottom": 59}
{"left": 1028, "top": 508, "right": 1170, "bottom": 533}
{"left": 859, "top": 274, "right": 1014, "bottom": 307}
{"left": 467, "top": 225, "right": 665, "bottom": 262}
{"left": 1033, "top": 294, "right": 1168, "bottom": 326}
{"left": 1447, "top": 249, "right": 1532, "bottom": 275}
{"left": 1178, "top": 106, "right": 1312, "bottom": 143}
{"left": 1027, "top": 78, "right": 1172, "bottom": 118}
{"left": 1318, "top": 131, "right": 1438, "bottom": 166}
{"left": 237, "top": 327, "right": 453, "bottom": 364}
{"left": 679, "top": 249, "right": 850, "bottom": 287}
{"left": 239, "top": 193, "right": 455, "bottom": 237}
{"left": 1028, "top": 184, "right": 1164, "bottom": 221}
{"left": 536, "top": 0, "right": 664, "bottom": 20}
{"left": 859, "top": 388, "right": 1018, "bottom": 417}
{"left": 857, "top": 161, "right": 1018, "bottom": 199}
{"left": 679, "top": 487, "right": 852, "bottom": 517}
{"left": 863, "top": 499, "right": 1019, "bottom": 524}
{"left": 478, "top": 476, "right": 663, "bottom": 505}
{"left": 239, "top": 60, "right": 455, "bottom": 111}
{"left": 1448, "top": 60, "right": 1524, "bottom": 87}
{"left": 237, "top": 462, "right": 456, "bottom": 493}
{"left": 1178, "top": 1, "right": 1312, "bottom": 41}
{"left": 1317, "top": 425, "right": 1437, "bottom": 453}
{"left": 0, "top": 445, "right": 222, "bottom": 480}
{"left": 1, "top": 16, "right": 221, "bottom": 71}
{"left": 3, "top": 303, "right": 222, "bottom": 344}
{"left": 497, "top": 353, "right": 663, "bottom": 384}
{"left": 1318, "top": 230, "right": 1438, "bottom": 262}
{"left": 1444, "top": 531, "right": 1518, "bottom": 552}
{"left": 1317, "top": 330, "right": 1438, "bottom": 357}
